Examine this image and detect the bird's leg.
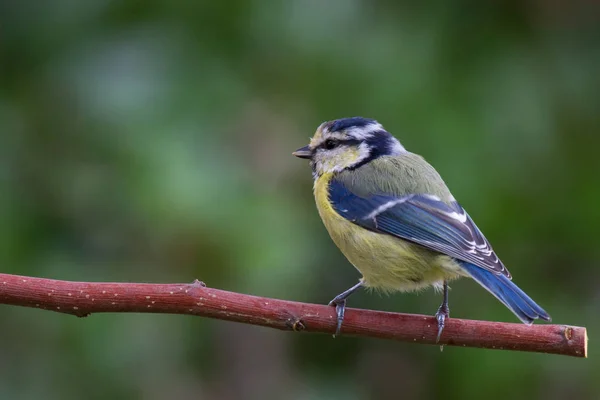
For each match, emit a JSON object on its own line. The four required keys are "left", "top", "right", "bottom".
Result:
{"left": 328, "top": 280, "right": 364, "bottom": 337}
{"left": 435, "top": 280, "right": 450, "bottom": 343}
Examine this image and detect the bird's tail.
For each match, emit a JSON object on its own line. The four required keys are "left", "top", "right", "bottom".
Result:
{"left": 460, "top": 262, "right": 551, "bottom": 324}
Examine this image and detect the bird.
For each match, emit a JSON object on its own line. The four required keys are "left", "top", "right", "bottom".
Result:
{"left": 293, "top": 117, "right": 550, "bottom": 341}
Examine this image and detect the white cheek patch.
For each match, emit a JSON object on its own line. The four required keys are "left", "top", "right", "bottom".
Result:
{"left": 353, "top": 142, "right": 372, "bottom": 164}
{"left": 312, "top": 143, "right": 372, "bottom": 175}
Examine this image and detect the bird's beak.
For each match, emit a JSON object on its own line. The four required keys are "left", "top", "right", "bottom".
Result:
{"left": 292, "top": 145, "right": 312, "bottom": 159}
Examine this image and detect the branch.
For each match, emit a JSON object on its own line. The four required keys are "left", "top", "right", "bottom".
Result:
{"left": 0, "top": 273, "right": 587, "bottom": 357}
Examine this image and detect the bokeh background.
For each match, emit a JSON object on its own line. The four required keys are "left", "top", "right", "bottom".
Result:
{"left": 1, "top": 1, "right": 599, "bottom": 399}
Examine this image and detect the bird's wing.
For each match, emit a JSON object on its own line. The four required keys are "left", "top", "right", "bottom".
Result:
{"left": 329, "top": 177, "right": 511, "bottom": 278}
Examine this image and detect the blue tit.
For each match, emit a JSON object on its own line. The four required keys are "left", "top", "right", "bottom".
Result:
{"left": 294, "top": 117, "right": 550, "bottom": 340}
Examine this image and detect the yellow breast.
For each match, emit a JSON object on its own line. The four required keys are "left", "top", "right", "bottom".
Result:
{"left": 314, "top": 173, "right": 465, "bottom": 293}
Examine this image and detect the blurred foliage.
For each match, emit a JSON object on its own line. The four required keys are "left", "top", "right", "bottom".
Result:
{"left": 1, "top": 1, "right": 599, "bottom": 399}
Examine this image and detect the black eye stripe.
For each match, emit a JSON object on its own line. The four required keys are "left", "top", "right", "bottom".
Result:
{"left": 319, "top": 139, "right": 361, "bottom": 150}
{"left": 324, "top": 139, "right": 337, "bottom": 149}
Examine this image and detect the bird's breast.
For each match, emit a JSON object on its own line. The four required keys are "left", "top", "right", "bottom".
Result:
{"left": 314, "top": 173, "right": 465, "bottom": 292}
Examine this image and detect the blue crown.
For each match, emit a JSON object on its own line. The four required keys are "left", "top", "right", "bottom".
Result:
{"left": 328, "top": 117, "right": 377, "bottom": 133}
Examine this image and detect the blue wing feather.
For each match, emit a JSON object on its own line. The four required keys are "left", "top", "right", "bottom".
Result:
{"left": 329, "top": 178, "right": 510, "bottom": 278}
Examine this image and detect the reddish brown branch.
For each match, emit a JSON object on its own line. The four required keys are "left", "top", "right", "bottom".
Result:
{"left": 0, "top": 273, "right": 587, "bottom": 357}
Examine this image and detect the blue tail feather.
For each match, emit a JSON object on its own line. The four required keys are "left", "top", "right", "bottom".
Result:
{"left": 460, "top": 262, "right": 551, "bottom": 324}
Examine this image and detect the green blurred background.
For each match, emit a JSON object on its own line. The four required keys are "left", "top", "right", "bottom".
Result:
{"left": 1, "top": 1, "right": 598, "bottom": 399}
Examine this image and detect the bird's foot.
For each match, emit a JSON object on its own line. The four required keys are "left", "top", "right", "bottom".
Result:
{"left": 328, "top": 296, "right": 347, "bottom": 337}
{"left": 327, "top": 280, "right": 364, "bottom": 337}
{"left": 435, "top": 303, "right": 450, "bottom": 343}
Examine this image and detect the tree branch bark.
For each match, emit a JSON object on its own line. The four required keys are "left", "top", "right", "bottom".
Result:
{"left": 0, "top": 273, "right": 587, "bottom": 357}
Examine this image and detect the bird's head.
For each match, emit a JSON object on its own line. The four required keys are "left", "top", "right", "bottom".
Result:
{"left": 293, "top": 117, "right": 405, "bottom": 178}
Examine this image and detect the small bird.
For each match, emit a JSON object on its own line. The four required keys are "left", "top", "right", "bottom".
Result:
{"left": 294, "top": 117, "right": 550, "bottom": 340}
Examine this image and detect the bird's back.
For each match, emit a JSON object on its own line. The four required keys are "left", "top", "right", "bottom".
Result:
{"left": 336, "top": 153, "right": 454, "bottom": 202}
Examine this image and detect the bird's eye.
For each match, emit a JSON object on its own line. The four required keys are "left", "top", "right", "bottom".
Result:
{"left": 324, "top": 139, "right": 338, "bottom": 150}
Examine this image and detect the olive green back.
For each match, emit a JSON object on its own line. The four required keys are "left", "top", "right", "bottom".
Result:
{"left": 336, "top": 153, "right": 454, "bottom": 202}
